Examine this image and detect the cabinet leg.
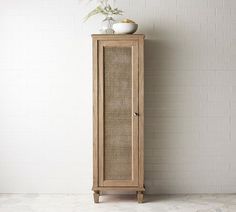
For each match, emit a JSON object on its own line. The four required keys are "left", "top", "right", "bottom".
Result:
{"left": 137, "top": 191, "right": 144, "bottom": 203}
{"left": 93, "top": 191, "right": 99, "bottom": 203}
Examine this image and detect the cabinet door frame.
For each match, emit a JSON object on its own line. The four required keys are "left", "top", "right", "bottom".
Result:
{"left": 98, "top": 40, "right": 139, "bottom": 187}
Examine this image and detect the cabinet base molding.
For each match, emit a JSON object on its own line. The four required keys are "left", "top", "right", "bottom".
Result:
{"left": 92, "top": 186, "right": 145, "bottom": 203}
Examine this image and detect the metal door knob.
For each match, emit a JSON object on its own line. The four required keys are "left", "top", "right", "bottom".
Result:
{"left": 133, "top": 112, "right": 139, "bottom": 117}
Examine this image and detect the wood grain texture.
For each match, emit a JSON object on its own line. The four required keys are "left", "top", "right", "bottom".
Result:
{"left": 92, "top": 186, "right": 145, "bottom": 191}
{"left": 138, "top": 37, "right": 144, "bottom": 188}
{"left": 137, "top": 191, "right": 144, "bottom": 203}
{"left": 92, "top": 34, "right": 145, "bottom": 40}
{"left": 93, "top": 191, "right": 99, "bottom": 203}
{"left": 92, "top": 38, "right": 99, "bottom": 189}
{"left": 98, "top": 40, "right": 104, "bottom": 186}
{"left": 98, "top": 40, "right": 140, "bottom": 187}
{"left": 92, "top": 35, "right": 145, "bottom": 201}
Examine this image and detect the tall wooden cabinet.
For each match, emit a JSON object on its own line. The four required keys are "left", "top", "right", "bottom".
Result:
{"left": 92, "top": 34, "right": 145, "bottom": 203}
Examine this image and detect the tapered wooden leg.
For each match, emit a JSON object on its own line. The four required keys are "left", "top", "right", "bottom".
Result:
{"left": 137, "top": 191, "right": 144, "bottom": 203}
{"left": 93, "top": 191, "right": 99, "bottom": 203}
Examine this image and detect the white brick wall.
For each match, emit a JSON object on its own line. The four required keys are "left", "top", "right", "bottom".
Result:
{"left": 129, "top": 0, "right": 236, "bottom": 193}
{"left": 0, "top": 0, "right": 235, "bottom": 194}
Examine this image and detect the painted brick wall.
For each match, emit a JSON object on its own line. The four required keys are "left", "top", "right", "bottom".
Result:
{"left": 118, "top": 0, "right": 236, "bottom": 193}
{"left": 0, "top": 0, "right": 235, "bottom": 193}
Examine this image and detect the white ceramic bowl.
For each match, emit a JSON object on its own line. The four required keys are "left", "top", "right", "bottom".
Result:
{"left": 112, "top": 23, "right": 138, "bottom": 34}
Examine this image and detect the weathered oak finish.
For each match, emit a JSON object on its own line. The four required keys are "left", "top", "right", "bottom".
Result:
{"left": 92, "top": 34, "right": 145, "bottom": 203}
{"left": 93, "top": 191, "right": 99, "bottom": 203}
{"left": 137, "top": 191, "right": 144, "bottom": 203}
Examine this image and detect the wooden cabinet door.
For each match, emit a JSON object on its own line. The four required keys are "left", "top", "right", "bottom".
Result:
{"left": 98, "top": 40, "right": 139, "bottom": 187}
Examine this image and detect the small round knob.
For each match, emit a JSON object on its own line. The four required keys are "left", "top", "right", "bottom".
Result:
{"left": 133, "top": 112, "right": 139, "bottom": 117}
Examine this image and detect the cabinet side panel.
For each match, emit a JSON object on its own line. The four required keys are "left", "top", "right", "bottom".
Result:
{"left": 93, "top": 38, "right": 99, "bottom": 189}
{"left": 138, "top": 38, "right": 144, "bottom": 188}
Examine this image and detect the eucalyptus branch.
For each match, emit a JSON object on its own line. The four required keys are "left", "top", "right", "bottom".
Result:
{"left": 83, "top": 0, "right": 123, "bottom": 22}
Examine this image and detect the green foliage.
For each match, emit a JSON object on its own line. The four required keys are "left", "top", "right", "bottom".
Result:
{"left": 84, "top": 0, "right": 123, "bottom": 22}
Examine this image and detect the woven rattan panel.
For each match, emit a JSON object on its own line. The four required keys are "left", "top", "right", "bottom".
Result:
{"left": 104, "top": 47, "right": 132, "bottom": 180}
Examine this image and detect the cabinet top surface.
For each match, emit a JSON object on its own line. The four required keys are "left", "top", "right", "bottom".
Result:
{"left": 91, "top": 34, "right": 145, "bottom": 39}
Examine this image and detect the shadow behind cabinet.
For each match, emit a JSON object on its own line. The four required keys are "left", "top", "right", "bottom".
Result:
{"left": 92, "top": 34, "right": 145, "bottom": 203}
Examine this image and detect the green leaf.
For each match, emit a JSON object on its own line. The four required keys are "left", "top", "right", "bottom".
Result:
{"left": 84, "top": 6, "right": 101, "bottom": 22}
{"left": 83, "top": 0, "right": 124, "bottom": 22}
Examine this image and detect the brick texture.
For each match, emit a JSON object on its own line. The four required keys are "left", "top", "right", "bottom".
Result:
{"left": 0, "top": 0, "right": 235, "bottom": 194}
{"left": 115, "top": 0, "right": 236, "bottom": 193}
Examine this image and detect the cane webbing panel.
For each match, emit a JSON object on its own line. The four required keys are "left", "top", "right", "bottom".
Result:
{"left": 104, "top": 47, "right": 132, "bottom": 180}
